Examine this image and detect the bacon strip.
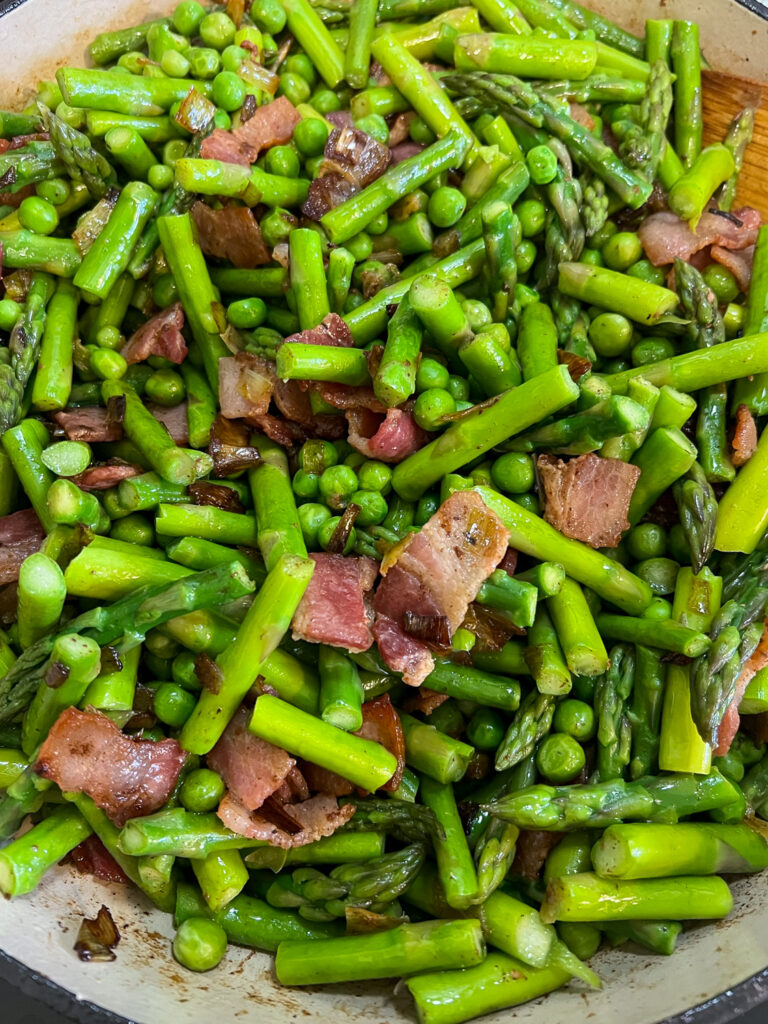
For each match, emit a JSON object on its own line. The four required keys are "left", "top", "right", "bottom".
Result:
{"left": 292, "top": 553, "right": 378, "bottom": 653}
{"left": 0, "top": 508, "right": 45, "bottom": 585}
{"left": 638, "top": 207, "right": 761, "bottom": 267}
{"left": 217, "top": 792, "right": 355, "bottom": 848}
{"left": 714, "top": 621, "right": 768, "bottom": 757}
{"left": 121, "top": 303, "right": 187, "bottom": 365}
{"left": 346, "top": 408, "right": 428, "bottom": 463}
{"left": 191, "top": 202, "right": 270, "bottom": 269}
{"left": 207, "top": 706, "right": 295, "bottom": 811}
{"left": 36, "top": 707, "right": 185, "bottom": 827}
{"left": 732, "top": 404, "right": 758, "bottom": 468}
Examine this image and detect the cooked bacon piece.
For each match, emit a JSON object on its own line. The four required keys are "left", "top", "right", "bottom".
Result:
{"left": 35, "top": 707, "right": 185, "bottom": 827}
{"left": 201, "top": 96, "right": 301, "bottom": 166}
{"left": 273, "top": 766, "right": 311, "bottom": 804}
{"left": 512, "top": 830, "right": 562, "bottom": 880}
{"left": 200, "top": 128, "right": 251, "bottom": 166}
{"left": 311, "top": 384, "right": 384, "bottom": 413}
{"left": 217, "top": 792, "right": 356, "bottom": 848}
{"left": 292, "top": 553, "right": 378, "bottom": 652}
{"left": 150, "top": 402, "right": 190, "bottom": 446}
{"left": 302, "top": 173, "right": 357, "bottom": 220}
{"left": 70, "top": 835, "right": 130, "bottom": 885}
{"left": 219, "top": 352, "right": 275, "bottom": 422}
{"left": 403, "top": 688, "right": 450, "bottom": 716}
{"left": 121, "top": 303, "right": 187, "bottom": 365}
{"left": 191, "top": 202, "right": 270, "bottom": 269}
{"left": 498, "top": 548, "right": 518, "bottom": 576}
{"left": 70, "top": 462, "right": 142, "bottom": 491}
{"left": 346, "top": 407, "right": 428, "bottom": 463}
{"left": 284, "top": 312, "right": 355, "bottom": 349}
{"left": 208, "top": 705, "right": 295, "bottom": 811}
{"left": 0, "top": 508, "right": 45, "bottom": 585}
{"left": 388, "top": 113, "right": 414, "bottom": 148}
{"left": 638, "top": 207, "right": 761, "bottom": 267}
{"left": 53, "top": 408, "right": 123, "bottom": 443}
{"left": 272, "top": 378, "right": 346, "bottom": 441}
{"left": 714, "top": 620, "right": 768, "bottom": 757}
{"left": 392, "top": 491, "right": 509, "bottom": 632}
{"left": 356, "top": 694, "right": 405, "bottom": 792}
{"left": 373, "top": 567, "right": 438, "bottom": 687}
{"left": 374, "top": 492, "right": 509, "bottom": 685}
{"left": 234, "top": 95, "right": 300, "bottom": 161}
{"left": 322, "top": 126, "right": 389, "bottom": 186}
{"left": 732, "top": 403, "right": 758, "bottom": 467}
{"left": 711, "top": 243, "right": 754, "bottom": 293}
{"left": 389, "top": 142, "right": 423, "bottom": 165}
{"left": 300, "top": 761, "right": 355, "bottom": 798}
{"left": 538, "top": 452, "right": 641, "bottom": 549}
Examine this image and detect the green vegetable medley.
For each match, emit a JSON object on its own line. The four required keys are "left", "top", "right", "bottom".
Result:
{"left": 0, "top": 0, "right": 768, "bottom": 1018}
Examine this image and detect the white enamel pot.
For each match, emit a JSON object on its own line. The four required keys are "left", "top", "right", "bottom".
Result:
{"left": 1, "top": 0, "right": 768, "bottom": 1021}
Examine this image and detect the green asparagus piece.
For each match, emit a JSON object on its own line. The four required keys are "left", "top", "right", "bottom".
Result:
{"left": 671, "top": 21, "right": 703, "bottom": 168}
{"left": 627, "top": 646, "right": 664, "bottom": 781}
{"left": 0, "top": 805, "right": 92, "bottom": 897}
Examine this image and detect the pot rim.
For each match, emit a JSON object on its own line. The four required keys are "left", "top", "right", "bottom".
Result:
{"left": 0, "top": 0, "right": 767, "bottom": 1020}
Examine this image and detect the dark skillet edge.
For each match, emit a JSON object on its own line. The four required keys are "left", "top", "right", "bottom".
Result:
{"left": 0, "top": 0, "right": 764, "bottom": 1019}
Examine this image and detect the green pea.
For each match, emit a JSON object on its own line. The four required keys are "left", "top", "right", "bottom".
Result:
{"left": 466, "top": 707, "right": 505, "bottom": 750}
{"left": 588, "top": 312, "right": 634, "bottom": 358}
{"left": 602, "top": 231, "right": 643, "bottom": 271}
{"left": 185, "top": 46, "right": 221, "bottom": 79}
{"left": 635, "top": 556, "right": 679, "bottom": 596}
{"left": 446, "top": 374, "right": 470, "bottom": 403}
{"left": 293, "top": 468, "right": 320, "bottom": 501}
{"left": 199, "top": 11, "right": 237, "bottom": 50}
{"left": 145, "top": 368, "right": 186, "bottom": 407}
{"left": 415, "top": 493, "right": 439, "bottom": 526}
{"left": 641, "top": 596, "right": 673, "bottom": 621}
{"left": 154, "top": 682, "right": 197, "bottom": 728}
{"left": 571, "top": 675, "right": 595, "bottom": 702}
{"left": 305, "top": 154, "right": 325, "bottom": 179}
{"left": 627, "top": 522, "right": 667, "bottom": 561}
{"left": 298, "top": 502, "right": 332, "bottom": 547}
{"left": 293, "top": 117, "right": 329, "bottom": 157}
{"left": 409, "top": 116, "right": 436, "bottom": 145}
{"left": 413, "top": 388, "right": 455, "bottom": 431}
{"left": 580, "top": 248, "right": 604, "bottom": 268}
{"left": 367, "top": 211, "right": 389, "bottom": 235}
{"left": 212, "top": 70, "right": 246, "bottom": 111}
{"left": 318, "top": 516, "right": 356, "bottom": 554}
{"left": 278, "top": 71, "right": 311, "bottom": 106}
{"left": 601, "top": 358, "right": 631, "bottom": 375}
{"left": 213, "top": 109, "right": 232, "bottom": 131}
{"left": 18, "top": 196, "right": 59, "bottom": 235}
{"left": 260, "top": 207, "right": 297, "bottom": 249}
{"left": 298, "top": 439, "right": 338, "bottom": 473}
{"left": 0, "top": 298, "right": 22, "bottom": 332}
{"left": 251, "top": 0, "right": 287, "bottom": 34}
{"left": 161, "top": 49, "right": 191, "bottom": 77}
{"left": 94, "top": 326, "right": 123, "bottom": 351}
{"left": 515, "top": 239, "right": 537, "bottom": 274}
{"left": 631, "top": 337, "right": 676, "bottom": 367}
{"left": 526, "top": 143, "right": 558, "bottom": 185}
{"left": 284, "top": 53, "right": 316, "bottom": 86}
{"left": 346, "top": 232, "right": 373, "bottom": 262}
{"left": 354, "top": 114, "right": 389, "bottom": 145}
{"left": 318, "top": 464, "right": 359, "bottom": 510}
{"left": 117, "top": 50, "right": 145, "bottom": 74}
{"left": 148, "top": 163, "right": 174, "bottom": 191}
{"left": 173, "top": 918, "right": 227, "bottom": 972}
{"left": 221, "top": 46, "right": 249, "bottom": 74}
{"left": 227, "top": 297, "right": 267, "bottom": 329}
{"left": 89, "top": 347, "right": 127, "bottom": 381}
{"left": 152, "top": 274, "right": 179, "bottom": 309}
{"left": 516, "top": 199, "right": 546, "bottom": 238}
{"left": 590, "top": 219, "right": 618, "bottom": 249}
{"left": 234, "top": 26, "right": 263, "bottom": 51}
{"left": 36, "top": 177, "right": 70, "bottom": 206}
{"left": 427, "top": 186, "right": 467, "bottom": 229}
{"left": 172, "top": 0, "right": 206, "bottom": 36}
{"left": 552, "top": 700, "right": 596, "bottom": 742}
{"left": 491, "top": 452, "right": 534, "bottom": 494}
{"left": 535, "top": 733, "right": 586, "bottom": 783}
{"left": 357, "top": 460, "right": 392, "bottom": 494}
{"left": 415, "top": 357, "right": 450, "bottom": 393}
{"left": 702, "top": 263, "right": 740, "bottom": 304}
{"left": 350, "top": 489, "right": 388, "bottom": 527}
{"left": 514, "top": 492, "right": 540, "bottom": 514}
{"left": 626, "top": 259, "right": 666, "bottom": 287}
{"left": 311, "top": 88, "right": 342, "bottom": 115}
{"left": 265, "top": 144, "right": 301, "bottom": 178}
{"left": 724, "top": 302, "right": 746, "bottom": 339}
{"left": 461, "top": 300, "right": 492, "bottom": 332}
{"left": 179, "top": 767, "right": 226, "bottom": 813}
{"left": 110, "top": 513, "right": 155, "bottom": 547}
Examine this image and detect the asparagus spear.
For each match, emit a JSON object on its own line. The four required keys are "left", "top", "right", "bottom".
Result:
{"left": 594, "top": 644, "right": 634, "bottom": 782}
{"left": 0, "top": 273, "right": 53, "bottom": 433}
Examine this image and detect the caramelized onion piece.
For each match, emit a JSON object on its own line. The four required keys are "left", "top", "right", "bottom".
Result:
{"left": 75, "top": 905, "right": 120, "bottom": 962}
